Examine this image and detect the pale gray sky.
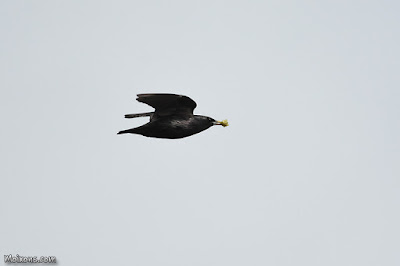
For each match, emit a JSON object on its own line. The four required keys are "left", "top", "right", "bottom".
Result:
{"left": 1, "top": 1, "right": 399, "bottom": 266}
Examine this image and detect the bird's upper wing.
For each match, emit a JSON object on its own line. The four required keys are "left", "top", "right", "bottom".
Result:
{"left": 136, "top": 93, "right": 197, "bottom": 117}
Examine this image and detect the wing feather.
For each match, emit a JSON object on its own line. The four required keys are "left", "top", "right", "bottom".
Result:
{"left": 136, "top": 93, "right": 197, "bottom": 116}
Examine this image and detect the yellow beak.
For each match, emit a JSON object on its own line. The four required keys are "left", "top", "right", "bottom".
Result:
{"left": 215, "top": 119, "right": 229, "bottom": 127}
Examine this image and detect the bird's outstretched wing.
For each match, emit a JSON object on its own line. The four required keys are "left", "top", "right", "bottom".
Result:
{"left": 136, "top": 93, "right": 197, "bottom": 117}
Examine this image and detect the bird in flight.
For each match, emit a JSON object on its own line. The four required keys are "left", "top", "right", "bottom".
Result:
{"left": 118, "top": 93, "right": 228, "bottom": 139}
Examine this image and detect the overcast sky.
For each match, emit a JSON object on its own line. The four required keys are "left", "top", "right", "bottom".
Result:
{"left": 1, "top": 1, "right": 399, "bottom": 266}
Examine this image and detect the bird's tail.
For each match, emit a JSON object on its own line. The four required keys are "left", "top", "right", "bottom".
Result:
{"left": 117, "top": 129, "right": 128, "bottom": 134}
{"left": 117, "top": 128, "right": 138, "bottom": 135}
{"left": 124, "top": 112, "right": 153, "bottom": 119}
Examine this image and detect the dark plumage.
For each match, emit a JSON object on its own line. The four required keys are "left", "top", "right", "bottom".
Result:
{"left": 118, "top": 93, "right": 228, "bottom": 139}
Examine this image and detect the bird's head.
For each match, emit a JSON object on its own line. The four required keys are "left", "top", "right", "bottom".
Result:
{"left": 201, "top": 116, "right": 229, "bottom": 127}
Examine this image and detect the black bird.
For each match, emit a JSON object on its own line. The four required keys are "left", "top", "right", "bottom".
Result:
{"left": 118, "top": 93, "right": 228, "bottom": 139}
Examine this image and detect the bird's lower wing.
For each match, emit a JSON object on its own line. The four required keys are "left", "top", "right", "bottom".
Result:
{"left": 124, "top": 112, "right": 153, "bottom": 119}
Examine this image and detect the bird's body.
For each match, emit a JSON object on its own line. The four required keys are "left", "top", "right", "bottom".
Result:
{"left": 119, "top": 114, "right": 214, "bottom": 139}
{"left": 118, "top": 93, "right": 228, "bottom": 139}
